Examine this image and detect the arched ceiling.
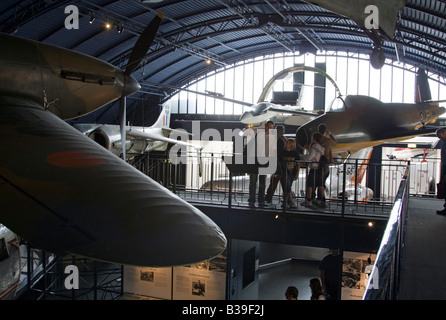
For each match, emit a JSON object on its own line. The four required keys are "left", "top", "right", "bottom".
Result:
{"left": 1, "top": 0, "right": 445, "bottom": 125}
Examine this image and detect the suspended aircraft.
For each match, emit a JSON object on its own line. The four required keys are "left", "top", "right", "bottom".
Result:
{"left": 295, "top": 68, "right": 446, "bottom": 156}
{"left": 239, "top": 66, "right": 334, "bottom": 125}
{"left": 302, "top": 0, "right": 407, "bottom": 69}
{"left": 0, "top": 12, "right": 226, "bottom": 268}
{"left": 234, "top": 64, "right": 445, "bottom": 158}
{"left": 73, "top": 103, "right": 202, "bottom": 160}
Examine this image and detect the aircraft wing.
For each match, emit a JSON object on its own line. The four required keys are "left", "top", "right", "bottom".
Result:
{"left": 303, "top": 0, "right": 406, "bottom": 40}
{"left": 269, "top": 106, "right": 319, "bottom": 126}
{"left": 127, "top": 128, "right": 202, "bottom": 150}
{"left": 0, "top": 97, "right": 225, "bottom": 267}
{"left": 266, "top": 105, "right": 319, "bottom": 117}
{"left": 428, "top": 100, "right": 446, "bottom": 106}
{"left": 283, "top": 112, "right": 320, "bottom": 126}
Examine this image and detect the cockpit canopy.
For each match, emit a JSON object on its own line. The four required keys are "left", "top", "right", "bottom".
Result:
{"left": 327, "top": 97, "right": 347, "bottom": 112}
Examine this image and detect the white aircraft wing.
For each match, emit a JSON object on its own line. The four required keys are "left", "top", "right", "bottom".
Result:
{"left": 127, "top": 128, "right": 202, "bottom": 150}
{"left": 0, "top": 98, "right": 225, "bottom": 267}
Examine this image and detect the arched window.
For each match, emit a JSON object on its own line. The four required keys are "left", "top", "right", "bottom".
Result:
{"left": 169, "top": 51, "right": 446, "bottom": 116}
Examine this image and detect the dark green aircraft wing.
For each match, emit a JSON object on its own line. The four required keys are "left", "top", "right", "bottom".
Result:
{"left": 0, "top": 97, "right": 226, "bottom": 267}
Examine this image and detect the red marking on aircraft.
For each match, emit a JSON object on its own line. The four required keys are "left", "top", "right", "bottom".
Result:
{"left": 46, "top": 151, "right": 105, "bottom": 168}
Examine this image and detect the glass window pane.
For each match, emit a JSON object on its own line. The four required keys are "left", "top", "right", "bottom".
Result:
{"left": 403, "top": 69, "right": 415, "bottom": 103}
{"left": 197, "top": 80, "right": 206, "bottom": 114}
{"left": 392, "top": 63, "right": 404, "bottom": 103}
{"left": 357, "top": 58, "right": 370, "bottom": 96}
{"left": 380, "top": 64, "right": 392, "bottom": 102}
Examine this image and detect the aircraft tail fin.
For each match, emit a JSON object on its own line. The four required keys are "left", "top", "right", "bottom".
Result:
{"left": 415, "top": 68, "right": 432, "bottom": 103}
{"left": 152, "top": 103, "right": 171, "bottom": 128}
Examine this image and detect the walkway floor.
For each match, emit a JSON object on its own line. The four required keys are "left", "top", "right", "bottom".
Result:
{"left": 399, "top": 197, "right": 446, "bottom": 299}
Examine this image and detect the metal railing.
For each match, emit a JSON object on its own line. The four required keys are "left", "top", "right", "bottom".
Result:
{"left": 130, "top": 151, "right": 421, "bottom": 218}
{"left": 362, "top": 164, "right": 411, "bottom": 300}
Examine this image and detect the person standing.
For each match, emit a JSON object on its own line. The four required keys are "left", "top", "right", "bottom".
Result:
{"left": 309, "top": 278, "right": 326, "bottom": 300}
{"left": 281, "top": 138, "right": 300, "bottom": 209}
{"left": 301, "top": 132, "right": 325, "bottom": 208}
{"left": 319, "top": 248, "right": 342, "bottom": 300}
{"left": 248, "top": 120, "right": 274, "bottom": 207}
{"left": 437, "top": 128, "right": 446, "bottom": 215}
{"left": 317, "top": 124, "right": 337, "bottom": 207}
{"left": 265, "top": 125, "right": 286, "bottom": 204}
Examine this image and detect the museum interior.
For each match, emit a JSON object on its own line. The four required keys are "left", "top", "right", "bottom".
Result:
{"left": 0, "top": 0, "right": 446, "bottom": 301}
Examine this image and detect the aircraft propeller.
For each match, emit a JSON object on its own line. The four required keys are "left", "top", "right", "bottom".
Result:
{"left": 119, "top": 12, "right": 163, "bottom": 160}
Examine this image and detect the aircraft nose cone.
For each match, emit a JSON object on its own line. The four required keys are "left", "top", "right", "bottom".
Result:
{"left": 123, "top": 75, "right": 141, "bottom": 97}
{"left": 240, "top": 111, "right": 253, "bottom": 123}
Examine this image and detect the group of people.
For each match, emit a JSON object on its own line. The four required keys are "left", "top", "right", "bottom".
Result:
{"left": 285, "top": 278, "right": 326, "bottom": 300}
{"left": 285, "top": 248, "right": 342, "bottom": 300}
{"left": 248, "top": 120, "right": 336, "bottom": 209}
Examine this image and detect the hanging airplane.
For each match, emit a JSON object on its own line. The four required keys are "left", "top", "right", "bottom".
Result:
{"left": 294, "top": 68, "right": 446, "bottom": 156}
{"left": 0, "top": 12, "right": 226, "bottom": 268}
{"left": 239, "top": 66, "right": 336, "bottom": 125}
{"left": 73, "top": 103, "right": 202, "bottom": 160}
{"left": 147, "top": 66, "right": 327, "bottom": 127}
{"left": 234, "top": 64, "right": 445, "bottom": 157}
{"left": 302, "top": 0, "right": 407, "bottom": 69}
{"left": 156, "top": 63, "right": 444, "bottom": 163}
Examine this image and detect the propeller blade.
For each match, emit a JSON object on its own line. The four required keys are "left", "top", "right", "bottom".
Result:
{"left": 119, "top": 12, "right": 163, "bottom": 160}
{"left": 125, "top": 12, "right": 163, "bottom": 76}
{"left": 119, "top": 97, "right": 126, "bottom": 160}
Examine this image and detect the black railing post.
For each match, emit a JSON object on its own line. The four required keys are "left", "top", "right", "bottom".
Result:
{"left": 228, "top": 171, "right": 233, "bottom": 208}
{"left": 210, "top": 153, "right": 214, "bottom": 200}
{"left": 354, "top": 159, "right": 358, "bottom": 203}
{"left": 342, "top": 161, "right": 347, "bottom": 217}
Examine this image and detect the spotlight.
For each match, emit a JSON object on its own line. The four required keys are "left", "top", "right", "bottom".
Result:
{"left": 367, "top": 221, "right": 374, "bottom": 228}
{"left": 206, "top": 59, "right": 212, "bottom": 65}
{"left": 105, "top": 22, "right": 112, "bottom": 30}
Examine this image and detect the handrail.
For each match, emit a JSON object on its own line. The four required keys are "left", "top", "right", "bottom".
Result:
{"left": 363, "top": 163, "right": 410, "bottom": 300}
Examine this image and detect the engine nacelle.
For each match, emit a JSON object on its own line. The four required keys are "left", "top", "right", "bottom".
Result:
{"left": 88, "top": 125, "right": 144, "bottom": 158}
